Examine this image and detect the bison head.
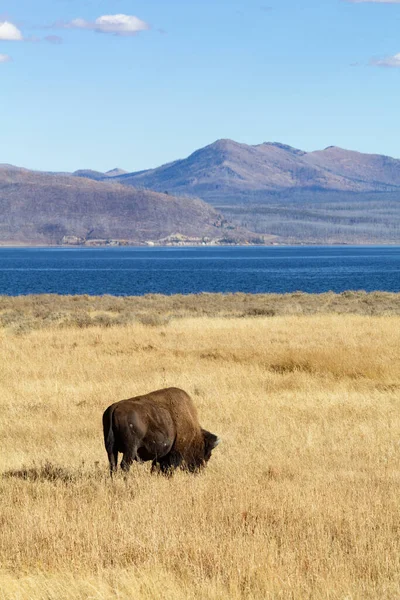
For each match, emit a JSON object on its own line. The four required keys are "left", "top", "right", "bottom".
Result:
{"left": 185, "top": 429, "right": 220, "bottom": 473}
{"left": 202, "top": 429, "right": 220, "bottom": 463}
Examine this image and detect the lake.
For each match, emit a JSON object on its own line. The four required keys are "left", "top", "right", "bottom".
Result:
{"left": 0, "top": 246, "right": 399, "bottom": 296}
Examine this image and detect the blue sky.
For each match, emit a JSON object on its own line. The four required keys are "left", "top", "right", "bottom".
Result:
{"left": 1, "top": 0, "right": 400, "bottom": 172}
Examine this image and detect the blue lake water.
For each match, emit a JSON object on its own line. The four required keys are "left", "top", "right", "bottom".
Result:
{"left": 0, "top": 246, "right": 399, "bottom": 296}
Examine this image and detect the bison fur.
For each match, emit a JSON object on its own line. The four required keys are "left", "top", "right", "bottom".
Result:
{"left": 102, "top": 387, "right": 220, "bottom": 476}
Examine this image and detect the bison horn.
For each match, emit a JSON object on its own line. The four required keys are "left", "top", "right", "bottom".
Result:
{"left": 202, "top": 430, "right": 221, "bottom": 450}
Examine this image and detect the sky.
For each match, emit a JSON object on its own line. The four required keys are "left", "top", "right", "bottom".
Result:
{"left": 1, "top": 0, "right": 400, "bottom": 172}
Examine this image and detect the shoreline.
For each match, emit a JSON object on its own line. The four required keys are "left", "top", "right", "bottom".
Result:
{"left": 0, "top": 242, "right": 399, "bottom": 249}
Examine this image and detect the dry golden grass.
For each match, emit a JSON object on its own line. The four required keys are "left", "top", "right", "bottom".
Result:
{"left": 1, "top": 311, "right": 400, "bottom": 599}
{"left": 0, "top": 290, "right": 399, "bottom": 334}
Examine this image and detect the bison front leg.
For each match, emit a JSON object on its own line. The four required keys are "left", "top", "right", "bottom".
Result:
{"left": 155, "top": 451, "right": 182, "bottom": 477}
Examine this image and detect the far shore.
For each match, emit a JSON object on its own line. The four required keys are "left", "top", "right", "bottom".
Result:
{"left": 0, "top": 242, "right": 399, "bottom": 248}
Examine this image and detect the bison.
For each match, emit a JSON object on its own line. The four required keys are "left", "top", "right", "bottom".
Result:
{"left": 102, "top": 387, "right": 220, "bottom": 476}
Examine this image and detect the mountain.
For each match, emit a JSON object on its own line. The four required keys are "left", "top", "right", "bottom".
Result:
{"left": 72, "top": 169, "right": 105, "bottom": 181}
{"left": 101, "top": 140, "right": 400, "bottom": 244}
{"left": 105, "top": 168, "right": 128, "bottom": 177}
{"left": 73, "top": 168, "right": 128, "bottom": 180}
{"left": 2, "top": 139, "right": 400, "bottom": 246}
{"left": 106, "top": 139, "right": 400, "bottom": 203}
{"left": 0, "top": 164, "right": 251, "bottom": 246}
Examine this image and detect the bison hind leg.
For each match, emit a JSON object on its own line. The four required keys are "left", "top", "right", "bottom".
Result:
{"left": 120, "top": 455, "right": 133, "bottom": 473}
{"left": 108, "top": 447, "right": 118, "bottom": 477}
{"left": 120, "top": 444, "right": 140, "bottom": 473}
{"left": 151, "top": 459, "right": 160, "bottom": 474}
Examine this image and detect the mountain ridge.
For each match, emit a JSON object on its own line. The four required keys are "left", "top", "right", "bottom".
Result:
{"left": 96, "top": 140, "right": 399, "bottom": 243}
{"left": 1, "top": 139, "right": 399, "bottom": 245}
{"left": 0, "top": 164, "right": 254, "bottom": 246}
{"left": 65, "top": 139, "right": 400, "bottom": 203}
{"left": 119, "top": 139, "right": 400, "bottom": 198}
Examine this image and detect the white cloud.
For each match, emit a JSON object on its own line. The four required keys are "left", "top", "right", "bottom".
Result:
{"left": 64, "top": 14, "right": 150, "bottom": 36}
{"left": 370, "top": 53, "right": 400, "bottom": 67}
{"left": 0, "top": 21, "right": 23, "bottom": 41}
{"left": 0, "top": 53, "right": 12, "bottom": 63}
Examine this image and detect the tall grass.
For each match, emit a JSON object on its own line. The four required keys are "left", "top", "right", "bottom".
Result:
{"left": 1, "top": 313, "right": 400, "bottom": 599}
{"left": 0, "top": 291, "right": 399, "bottom": 334}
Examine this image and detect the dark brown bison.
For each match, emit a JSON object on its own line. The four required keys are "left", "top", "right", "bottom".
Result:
{"left": 102, "top": 387, "right": 220, "bottom": 476}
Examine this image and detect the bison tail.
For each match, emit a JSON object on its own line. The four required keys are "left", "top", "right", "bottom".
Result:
{"left": 102, "top": 405, "right": 115, "bottom": 454}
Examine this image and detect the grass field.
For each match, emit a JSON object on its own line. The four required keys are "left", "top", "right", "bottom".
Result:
{"left": 1, "top": 296, "right": 400, "bottom": 599}
{"left": 0, "top": 290, "right": 399, "bottom": 334}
